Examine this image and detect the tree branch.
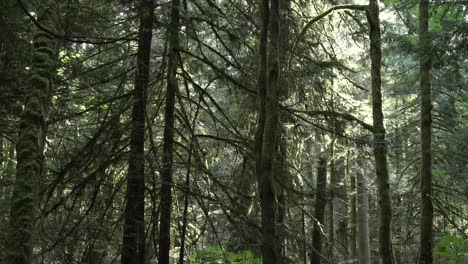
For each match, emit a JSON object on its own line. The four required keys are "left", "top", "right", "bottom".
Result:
{"left": 291, "top": 4, "right": 367, "bottom": 56}
{"left": 17, "top": 0, "right": 136, "bottom": 44}
{"left": 289, "top": 108, "right": 374, "bottom": 132}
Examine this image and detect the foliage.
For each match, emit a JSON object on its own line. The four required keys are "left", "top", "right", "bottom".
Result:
{"left": 434, "top": 235, "right": 468, "bottom": 264}
{"left": 0, "top": 0, "right": 466, "bottom": 263}
{"left": 188, "top": 247, "right": 262, "bottom": 264}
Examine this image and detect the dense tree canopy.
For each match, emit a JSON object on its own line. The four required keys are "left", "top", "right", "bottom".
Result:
{"left": 0, "top": 0, "right": 466, "bottom": 263}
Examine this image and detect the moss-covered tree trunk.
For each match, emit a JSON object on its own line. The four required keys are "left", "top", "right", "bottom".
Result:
{"left": 3, "top": 19, "right": 55, "bottom": 264}
{"left": 366, "top": 1, "right": 394, "bottom": 263}
{"left": 121, "top": 0, "right": 154, "bottom": 263}
{"left": 158, "top": 0, "right": 180, "bottom": 263}
{"left": 418, "top": 0, "right": 433, "bottom": 263}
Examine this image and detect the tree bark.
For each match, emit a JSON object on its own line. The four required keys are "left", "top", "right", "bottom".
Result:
{"left": 277, "top": 182, "right": 286, "bottom": 258}
{"left": 329, "top": 159, "right": 335, "bottom": 256}
{"left": 366, "top": 1, "right": 394, "bottom": 263}
{"left": 178, "top": 95, "right": 201, "bottom": 264}
{"left": 1, "top": 141, "right": 15, "bottom": 202}
{"left": 418, "top": 0, "right": 433, "bottom": 263}
{"left": 357, "top": 167, "right": 371, "bottom": 264}
{"left": 254, "top": 0, "right": 269, "bottom": 189}
{"left": 350, "top": 157, "right": 358, "bottom": 262}
{"left": 276, "top": 1, "right": 290, "bottom": 259}
{"left": 254, "top": 0, "right": 282, "bottom": 263}
{"left": 311, "top": 155, "right": 327, "bottom": 264}
{"left": 0, "top": 136, "right": 3, "bottom": 167}
{"left": 158, "top": 0, "right": 180, "bottom": 263}
{"left": 302, "top": 209, "right": 307, "bottom": 264}
{"left": 121, "top": 0, "right": 154, "bottom": 263}
{"left": 3, "top": 11, "right": 55, "bottom": 264}
{"left": 333, "top": 157, "right": 348, "bottom": 262}
{"left": 259, "top": 0, "right": 280, "bottom": 261}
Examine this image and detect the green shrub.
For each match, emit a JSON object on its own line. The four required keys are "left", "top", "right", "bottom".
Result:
{"left": 188, "top": 247, "right": 261, "bottom": 264}
{"left": 434, "top": 235, "right": 468, "bottom": 264}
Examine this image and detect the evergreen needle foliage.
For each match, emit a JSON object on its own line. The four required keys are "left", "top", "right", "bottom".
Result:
{"left": 0, "top": 0, "right": 466, "bottom": 263}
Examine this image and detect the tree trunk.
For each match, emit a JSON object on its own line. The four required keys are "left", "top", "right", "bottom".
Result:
{"left": 254, "top": 0, "right": 268, "bottom": 210}
{"left": 350, "top": 158, "right": 358, "bottom": 262}
{"left": 328, "top": 154, "right": 347, "bottom": 261}
{"left": 0, "top": 135, "right": 3, "bottom": 167}
{"left": 158, "top": 0, "right": 180, "bottom": 263}
{"left": 254, "top": 0, "right": 269, "bottom": 186}
{"left": 3, "top": 12, "right": 55, "bottom": 264}
{"left": 276, "top": 126, "right": 288, "bottom": 260}
{"left": 1, "top": 141, "right": 14, "bottom": 203}
{"left": 178, "top": 96, "right": 200, "bottom": 264}
{"left": 254, "top": 0, "right": 282, "bottom": 263}
{"left": 311, "top": 155, "right": 327, "bottom": 264}
{"left": 86, "top": 115, "right": 121, "bottom": 264}
{"left": 277, "top": 1, "right": 290, "bottom": 259}
{"left": 86, "top": 167, "right": 106, "bottom": 264}
{"left": 261, "top": 178, "right": 277, "bottom": 264}
{"left": 277, "top": 188, "right": 286, "bottom": 258}
{"left": 260, "top": 0, "right": 281, "bottom": 263}
{"left": 328, "top": 159, "right": 335, "bottom": 259}
{"left": 418, "top": 0, "right": 433, "bottom": 263}
{"left": 121, "top": 0, "right": 154, "bottom": 263}
{"left": 323, "top": 158, "right": 337, "bottom": 262}
{"left": 335, "top": 158, "right": 348, "bottom": 261}
{"left": 366, "top": 1, "right": 394, "bottom": 263}
{"left": 302, "top": 209, "right": 307, "bottom": 264}
{"left": 357, "top": 167, "right": 371, "bottom": 264}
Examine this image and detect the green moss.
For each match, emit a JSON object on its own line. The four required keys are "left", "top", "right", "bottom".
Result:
{"left": 30, "top": 75, "right": 50, "bottom": 88}
{"left": 34, "top": 46, "right": 55, "bottom": 56}
{"left": 33, "top": 52, "right": 52, "bottom": 64}
{"left": 3, "top": 16, "right": 54, "bottom": 264}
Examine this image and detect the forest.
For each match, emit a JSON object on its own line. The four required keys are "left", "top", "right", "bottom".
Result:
{"left": 0, "top": 0, "right": 467, "bottom": 263}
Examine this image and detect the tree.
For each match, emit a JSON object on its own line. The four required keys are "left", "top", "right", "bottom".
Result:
{"left": 3, "top": 3, "right": 55, "bottom": 263}
{"left": 350, "top": 155, "right": 358, "bottom": 262}
{"left": 311, "top": 151, "right": 327, "bottom": 264}
{"left": 418, "top": 0, "right": 433, "bottom": 263}
{"left": 260, "top": 0, "right": 281, "bottom": 262}
{"left": 357, "top": 166, "right": 371, "bottom": 264}
{"left": 121, "top": 0, "right": 155, "bottom": 263}
{"left": 158, "top": 0, "right": 180, "bottom": 262}
{"left": 254, "top": 0, "right": 281, "bottom": 262}
{"left": 366, "top": 0, "right": 394, "bottom": 263}
{"left": 0, "top": 0, "right": 466, "bottom": 263}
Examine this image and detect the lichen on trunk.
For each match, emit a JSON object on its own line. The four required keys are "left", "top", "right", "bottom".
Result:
{"left": 3, "top": 15, "right": 55, "bottom": 264}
